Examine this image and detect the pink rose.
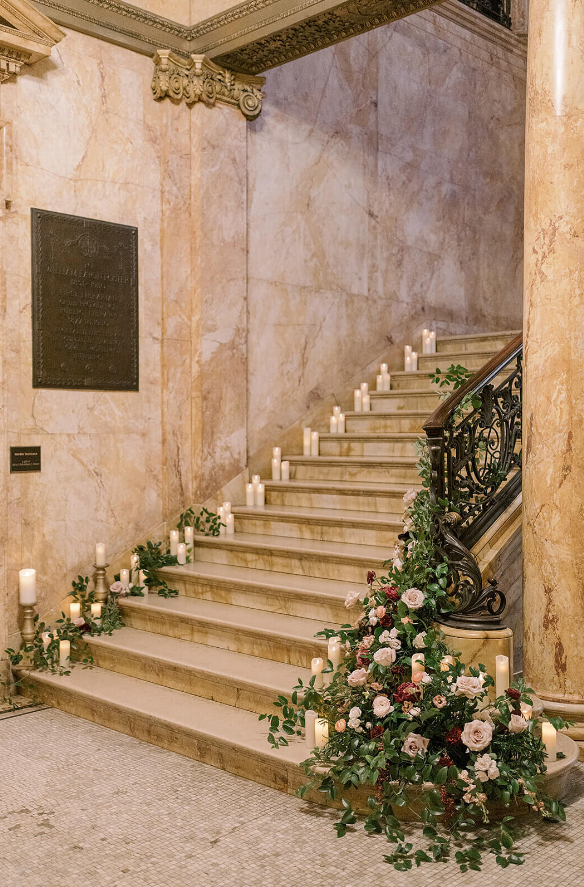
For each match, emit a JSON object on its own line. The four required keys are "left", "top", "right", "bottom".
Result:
{"left": 509, "top": 714, "right": 529, "bottom": 734}
{"left": 110, "top": 580, "right": 124, "bottom": 595}
{"left": 433, "top": 695, "right": 447, "bottom": 709}
{"left": 401, "top": 588, "right": 425, "bottom": 609}
{"left": 461, "top": 720, "right": 493, "bottom": 752}
{"left": 373, "top": 647, "right": 396, "bottom": 667}
{"left": 347, "top": 668, "right": 368, "bottom": 687}
{"left": 335, "top": 719, "right": 346, "bottom": 733}
{"left": 455, "top": 675, "right": 484, "bottom": 699}
{"left": 402, "top": 732, "right": 429, "bottom": 758}
{"left": 344, "top": 590, "right": 360, "bottom": 609}
{"left": 373, "top": 695, "right": 393, "bottom": 718}
{"left": 376, "top": 605, "right": 386, "bottom": 619}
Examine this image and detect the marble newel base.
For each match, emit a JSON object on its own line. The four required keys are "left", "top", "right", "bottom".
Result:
{"left": 539, "top": 699, "right": 584, "bottom": 761}
{"left": 437, "top": 622, "right": 513, "bottom": 692}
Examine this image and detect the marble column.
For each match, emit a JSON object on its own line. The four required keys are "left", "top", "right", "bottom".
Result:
{"left": 523, "top": 0, "right": 584, "bottom": 747}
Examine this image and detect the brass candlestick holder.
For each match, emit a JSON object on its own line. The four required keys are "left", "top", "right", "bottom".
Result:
{"left": 93, "top": 563, "right": 110, "bottom": 604}
{"left": 21, "top": 603, "right": 37, "bottom": 645}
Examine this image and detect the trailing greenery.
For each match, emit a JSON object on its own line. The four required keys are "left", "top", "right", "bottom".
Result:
{"left": 177, "top": 506, "right": 222, "bottom": 536}
{"left": 430, "top": 363, "right": 482, "bottom": 411}
{"left": 130, "top": 540, "right": 179, "bottom": 598}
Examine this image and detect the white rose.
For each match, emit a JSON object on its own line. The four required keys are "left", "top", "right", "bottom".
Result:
{"left": 461, "top": 720, "right": 493, "bottom": 752}
{"left": 361, "top": 635, "right": 375, "bottom": 649}
{"left": 401, "top": 588, "right": 425, "bottom": 609}
{"left": 344, "top": 590, "right": 361, "bottom": 609}
{"left": 421, "top": 673, "right": 431, "bottom": 684}
{"left": 373, "top": 695, "right": 393, "bottom": 718}
{"left": 403, "top": 488, "right": 417, "bottom": 507}
{"left": 347, "top": 668, "right": 368, "bottom": 687}
{"left": 509, "top": 714, "right": 529, "bottom": 734}
{"left": 379, "top": 629, "right": 401, "bottom": 650}
{"left": 475, "top": 708, "right": 496, "bottom": 728}
{"left": 413, "top": 632, "right": 427, "bottom": 649}
{"left": 349, "top": 706, "right": 362, "bottom": 720}
{"left": 403, "top": 517, "right": 414, "bottom": 532}
{"left": 401, "top": 732, "right": 429, "bottom": 758}
{"left": 409, "top": 706, "right": 421, "bottom": 718}
{"left": 455, "top": 675, "right": 485, "bottom": 699}
{"left": 348, "top": 718, "right": 360, "bottom": 730}
{"left": 373, "top": 647, "right": 396, "bottom": 667}
{"left": 393, "top": 557, "right": 404, "bottom": 571}
{"left": 368, "top": 608, "right": 379, "bottom": 626}
{"left": 475, "top": 754, "right": 500, "bottom": 782}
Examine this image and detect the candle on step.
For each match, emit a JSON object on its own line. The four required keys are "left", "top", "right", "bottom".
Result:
{"left": 95, "top": 542, "right": 106, "bottom": 567}
{"left": 120, "top": 569, "right": 129, "bottom": 590}
{"left": 70, "top": 602, "right": 81, "bottom": 622}
{"left": 405, "top": 352, "right": 413, "bottom": 372}
{"left": 354, "top": 389, "right": 362, "bottom": 411}
{"left": 422, "top": 328, "right": 431, "bottom": 354}
{"left": 440, "top": 655, "right": 455, "bottom": 672}
{"left": 59, "top": 639, "right": 70, "bottom": 667}
{"left": 305, "top": 709, "right": 317, "bottom": 748}
{"left": 542, "top": 722, "right": 557, "bottom": 762}
{"left": 131, "top": 554, "right": 140, "bottom": 586}
{"left": 429, "top": 331, "right": 436, "bottom": 353}
{"left": 19, "top": 568, "right": 36, "bottom": 604}
{"left": 226, "top": 514, "right": 235, "bottom": 535}
{"left": 315, "top": 719, "right": 329, "bottom": 748}
{"left": 328, "top": 636, "right": 342, "bottom": 671}
{"left": 255, "top": 483, "right": 265, "bottom": 508}
{"left": 333, "top": 405, "right": 341, "bottom": 419}
{"left": 177, "top": 542, "right": 187, "bottom": 564}
{"left": 411, "top": 653, "right": 425, "bottom": 679}
{"left": 310, "top": 431, "right": 319, "bottom": 456}
{"left": 311, "top": 657, "right": 324, "bottom": 689}
{"left": 139, "top": 570, "right": 147, "bottom": 593}
{"left": 169, "top": 529, "right": 179, "bottom": 555}
{"left": 246, "top": 483, "right": 255, "bottom": 507}
{"left": 412, "top": 351, "right": 418, "bottom": 371}
{"left": 376, "top": 374, "right": 384, "bottom": 392}
{"left": 222, "top": 502, "right": 232, "bottom": 518}
{"left": 91, "top": 603, "right": 102, "bottom": 622}
{"left": 281, "top": 461, "right": 290, "bottom": 481}
{"left": 380, "top": 363, "right": 388, "bottom": 375}
{"left": 360, "top": 382, "right": 368, "bottom": 396}
{"left": 520, "top": 702, "right": 533, "bottom": 720}
{"left": 303, "top": 427, "right": 311, "bottom": 456}
{"left": 184, "top": 526, "right": 194, "bottom": 545}
{"left": 382, "top": 373, "right": 391, "bottom": 391}
{"left": 272, "top": 447, "right": 281, "bottom": 464}
{"left": 271, "top": 458, "right": 281, "bottom": 480}
{"left": 362, "top": 393, "right": 370, "bottom": 412}
{"left": 252, "top": 474, "right": 261, "bottom": 486}
{"left": 495, "top": 655, "right": 510, "bottom": 698}
{"left": 338, "top": 413, "right": 346, "bottom": 434}
{"left": 217, "top": 507, "right": 226, "bottom": 535}
{"left": 42, "top": 632, "right": 51, "bottom": 651}
{"left": 329, "top": 415, "right": 338, "bottom": 434}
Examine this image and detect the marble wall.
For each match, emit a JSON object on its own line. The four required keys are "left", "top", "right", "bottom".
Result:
{"left": 0, "top": 7, "right": 526, "bottom": 662}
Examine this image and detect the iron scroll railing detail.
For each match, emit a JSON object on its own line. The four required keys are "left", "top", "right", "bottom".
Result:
{"left": 459, "top": 0, "right": 512, "bottom": 28}
{"left": 424, "top": 333, "right": 522, "bottom": 630}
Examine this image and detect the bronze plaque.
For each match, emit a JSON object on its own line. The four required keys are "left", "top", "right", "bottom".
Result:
{"left": 10, "top": 446, "right": 41, "bottom": 473}
{"left": 31, "top": 209, "right": 139, "bottom": 390}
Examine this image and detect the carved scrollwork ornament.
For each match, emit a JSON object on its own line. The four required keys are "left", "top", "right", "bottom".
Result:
{"left": 151, "top": 50, "right": 265, "bottom": 121}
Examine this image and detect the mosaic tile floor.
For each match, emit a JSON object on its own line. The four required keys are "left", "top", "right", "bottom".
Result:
{"left": 1, "top": 708, "right": 583, "bottom": 887}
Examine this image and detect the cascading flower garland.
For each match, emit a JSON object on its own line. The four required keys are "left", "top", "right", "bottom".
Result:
{"left": 262, "top": 443, "right": 569, "bottom": 872}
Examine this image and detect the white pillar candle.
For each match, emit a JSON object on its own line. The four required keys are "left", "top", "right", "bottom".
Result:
{"left": 495, "top": 655, "right": 510, "bottom": 698}
{"left": 411, "top": 653, "right": 425, "bottom": 678}
{"left": 169, "top": 529, "right": 179, "bottom": 555}
{"left": 362, "top": 393, "right": 370, "bottom": 412}
{"left": 404, "top": 344, "right": 412, "bottom": 360}
{"left": 422, "top": 329, "right": 430, "bottom": 354}
{"left": 360, "top": 382, "right": 368, "bottom": 396}
{"left": 59, "top": 639, "right": 70, "bottom": 667}
{"left": 376, "top": 374, "right": 384, "bottom": 392}
{"left": 382, "top": 373, "right": 391, "bottom": 391}
{"left": 222, "top": 501, "right": 232, "bottom": 518}
{"left": 303, "top": 428, "right": 311, "bottom": 456}
{"left": 315, "top": 718, "right": 329, "bottom": 748}
{"left": 440, "top": 655, "right": 455, "bottom": 672}
{"left": 226, "top": 514, "right": 235, "bottom": 535}
{"left": 354, "top": 389, "right": 362, "bottom": 411}
{"left": 120, "top": 569, "right": 130, "bottom": 589}
{"left": 246, "top": 483, "right": 255, "bottom": 507}
{"left": 542, "top": 721, "right": 557, "bottom": 762}
{"left": 139, "top": 570, "right": 147, "bottom": 593}
{"left": 338, "top": 413, "right": 345, "bottom": 434}
{"left": 42, "top": 632, "right": 51, "bottom": 651}
{"left": 405, "top": 354, "right": 413, "bottom": 372}
{"left": 310, "top": 431, "right": 319, "bottom": 456}
{"left": 329, "top": 415, "right": 338, "bottom": 433}
{"left": 272, "top": 446, "right": 281, "bottom": 464}
{"left": 95, "top": 543, "right": 106, "bottom": 566}
{"left": 281, "top": 461, "right": 290, "bottom": 481}
{"left": 131, "top": 554, "right": 140, "bottom": 586}
{"left": 305, "top": 709, "right": 317, "bottom": 748}
{"left": 217, "top": 507, "right": 226, "bottom": 535}
{"left": 177, "top": 542, "right": 187, "bottom": 564}
{"left": 271, "top": 458, "right": 281, "bottom": 480}
{"left": 520, "top": 702, "right": 533, "bottom": 720}
{"left": 429, "top": 331, "right": 436, "bottom": 353}
{"left": 184, "top": 526, "right": 194, "bottom": 545}
{"left": 311, "top": 657, "right": 324, "bottom": 689}
{"left": 255, "top": 483, "right": 265, "bottom": 508}
{"left": 70, "top": 602, "right": 81, "bottom": 622}
{"left": 328, "top": 636, "right": 342, "bottom": 670}
{"left": 412, "top": 351, "right": 418, "bottom": 371}
{"left": 333, "top": 405, "right": 341, "bottom": 418}
{"left": 380, "top": 363, "right": 388, "bottom": 375}
{"left": 252, "top": 474, "right": 261, "bottom": 486}
{"left": 91, "top": 603, "right": 102, "bottom": 621}
{"left": 19, "top": 568, "right": 36, "bottom": 605}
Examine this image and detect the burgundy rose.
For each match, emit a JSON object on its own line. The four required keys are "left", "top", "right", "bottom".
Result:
{"left": 445, "top": 726, "right": 463, "bottom": 747}
{"left": 367, "top": 571, "right": 377, "bottom": 585}
{"left": 357, "top": 656, "right": 371, "bottom": 669}
{"left": 391, "top": 664, "right": 407, "bottom": 676}
{"left": 506, "top": 688, "right": 521, "bottom": 701}
{"left": 438, "top": 754, "right": 454, "bottom": 767}
{"left": 380, "top": 614, "right": 394, "bottom": 628}
{"left": 385, "top": 587, "right": 399, "bottom": 602}
{"left": 370, "top": 725, "right": 384, "bottom": 739}
{"left": 394, "top": 681, "right": 420, "bottom": 703}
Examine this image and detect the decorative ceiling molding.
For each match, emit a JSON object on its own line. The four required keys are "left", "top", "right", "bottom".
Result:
{"left": 152, "top": 50, "right": 264, "bottom": 119}
{"left": 0, "top": 0, "right": 64, "bottom": 80}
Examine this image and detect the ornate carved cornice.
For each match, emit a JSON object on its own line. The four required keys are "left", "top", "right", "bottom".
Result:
{"left": 0, "top": 0, "right": 64, "bottom": 80}
{"left": 152, "top": 50, "right": 265, "bottom": 120}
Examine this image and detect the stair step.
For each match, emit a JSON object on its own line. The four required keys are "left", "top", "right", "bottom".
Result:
{"left": 369, "top": 390, "right": 441, "bottom": 412}
{"left": 161, "top": 561, "right": 357, "bottom": 622}
{"left": 119, "top": 595, "right": 331, "bottom": 668}
{"left": 319, "top": 432, "right": 421, "bottom": 456}
{"left": 286, "top": 455, "right": 420, "bottom": 484}
{"left": 192, "top": 531, "right": 389, "bottom": 583}
{"left": 437, "top": 330, "right": 520, "bottom": 354}
{"left": 344, "top": 410, "right": 428, "bottom": 433}
{"left": 264, "top": 479, "right": 413, "bottom": 514}
{"left": 417, "top": 349, "right": 497, "bottom": 372}
{"left": 20, "top": 667, "right": 308, "bottom": 796}
{"left": 86, "top": 628, "right": 308, "bottom": 715}
{"left": 232, "top": 503, "right": 401, "bottom": 545}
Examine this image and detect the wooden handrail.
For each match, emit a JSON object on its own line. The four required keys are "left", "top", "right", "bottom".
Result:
{"left": 423, "top": 332, "right": 523, "bottom": 435}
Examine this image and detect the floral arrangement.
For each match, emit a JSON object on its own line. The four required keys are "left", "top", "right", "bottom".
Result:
{"left": 262, "top": 445, "right": 569, "bottom": 872}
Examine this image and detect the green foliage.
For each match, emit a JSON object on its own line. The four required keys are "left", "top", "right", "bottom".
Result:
{"left": 430, "top": 363, "right": 482, "bottom": 411}
{"left": 177, "top": 507, "right": 222, "bottom": 537}
{"left": 132, "top": 540, "right": 179, "bottom": 598}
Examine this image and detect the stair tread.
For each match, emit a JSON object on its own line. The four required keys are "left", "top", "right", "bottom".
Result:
{"left": 263, "top": 479, "right": 416, "bottom": 493}
{"left": 120, "top": 595, "right": 334, "bottom": 641}
{"left": 344, "top": 410, "right": 429, "bottom": 417}
{"left": 26, "top": 666, "right": 308, "bottom": 765}
{"left": 438, "top": 329, "right": 520, "bottom": 343}
{"left": 162, "top": 560, "right": 361, "bottom": 599}
{"left": 88, "top": 628, "right": 310, "bottom": 692}
{"left": 369, "top": 389, "right": 439, "bottom": 397}
{"left": 232, "top": 503, "right": 402, "bottom": 525}
{"left": 193, "top": 530, "right": 391, "bottom": 563}
{"left": 286, "top": 455, "right": 418, "bottom": 464}
{"left": 319, "top": 431, "right": 422, "bottom": 439}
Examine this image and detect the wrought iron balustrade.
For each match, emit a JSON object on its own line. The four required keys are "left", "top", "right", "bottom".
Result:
{"left": 459, "top": 0, "right": 512, "bottom": 28}
{"left": 423, "top": 333, "right": 522, "bottom": 629}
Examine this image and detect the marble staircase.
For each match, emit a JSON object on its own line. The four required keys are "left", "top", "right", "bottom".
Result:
{"left": 22, "top": 330, "right": 521, "bottom": 796}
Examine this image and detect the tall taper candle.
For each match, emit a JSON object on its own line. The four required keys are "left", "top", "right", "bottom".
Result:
{"left": 495, "top": 655, "right": 509, "bottom": 698}
{"left": 281, "top": 461, "right": 290, "bottom": 481}
{"left": 177, "top": 542, "right": 187, "bottom": 564}
{"left": 19, "top": 569, "right": 36, "bottom": 604}
{"left": 303, "top": 427, "right": 311, "bottom": 456}
{"left": 310, "top": 431, "right": 319, "bottom": 456}
{"left": 95, "top": 543, "right": 106, "bottom": 567}
{"left": 246, "top": 483, "right": 255, "bottom": 507}
{"left": 354, "top": 389, "right": 362, "bottom": 411}
{"left": 169, "top": 530, "right": 179, "bottom": 555}
{"left": 271, "top": 458, "right": 281, "bottom": 480}
{"left": 305, "top": 710, "right": 317, "bottom": 748}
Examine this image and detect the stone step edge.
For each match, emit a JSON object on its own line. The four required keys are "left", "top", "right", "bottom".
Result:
{"left": 262, "top": 479, "right": 417, "bottom": 493}
{"left": 192, "top": 533, "right": 390, "bottom": 566}
{"left": 286, "top": 455, "right": 419, "bottom": 464}
{"left": 438, "top": 329, "right": 520, "bottom": 344}
{"left": 318, "top": 432, "right": 423, "bottom": 440}
{"left": 231, "top": 506, "right": 402, "bottom": 528}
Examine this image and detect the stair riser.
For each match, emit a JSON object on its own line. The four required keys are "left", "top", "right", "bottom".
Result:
{"left": 193, "top": 542, "right": 382, "bottom": 583}
{"left": 265, "top": 487, "right": 405, "bottom": 514}
{"left": 164, "top": 573, "right": 348, "bottom": 622}
{"left": 345, "top": 414, "right": 426, "bottom": 433}
{"left": 370, "top": 393, "right": 440, "bottom": 412}
{"left": 319, "top": 438, "right": 419, "bottom": 457}
{"left": 234, "top": 513, "right": 398, "bottom": 546}
{"left": 417, "top": 352, "right": 494, "bottom": 372}
{"left": 290, "top": 462, "right": 420, "bottom": 484}
{"left": 390, "top": 374, "right": 436, "bottom": 391}
{"left": 87, "top": 643, "right": 283, "bottom": 716}
{"left": 19, "top": 675, "right": 304, "bottom": 798}
{"left": 437, "top": 335, "right": 517, "bottom": 354}
{"left": 120, "top": 604, "right": 327, "bottom": 669}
